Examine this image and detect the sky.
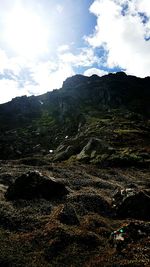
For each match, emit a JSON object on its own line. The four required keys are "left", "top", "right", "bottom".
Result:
{"left": 0, "top": 0, "right": 150, "bottom": 103}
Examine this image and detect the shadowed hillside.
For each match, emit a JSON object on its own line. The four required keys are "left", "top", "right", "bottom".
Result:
{"left": 0, "top": 72, "right": 150, "bottom": 267}
{"left": 0, "top": 72, "right": 150, "bottom": 162}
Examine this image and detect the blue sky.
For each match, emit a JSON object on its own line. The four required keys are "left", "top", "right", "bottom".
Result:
{"left": 0, "top": 0, "right": 150, "bottom": 103}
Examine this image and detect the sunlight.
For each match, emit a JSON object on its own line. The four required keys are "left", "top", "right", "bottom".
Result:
{"left": 4, "top": 6, "right": 49, "bottom": 58}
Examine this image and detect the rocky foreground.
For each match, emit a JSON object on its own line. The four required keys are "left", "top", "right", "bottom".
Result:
{"left": 0, "top": 72, "right": 150, "bottom": 266}
{"left": 0, "top": 160, "right": 150, "bottom": 267}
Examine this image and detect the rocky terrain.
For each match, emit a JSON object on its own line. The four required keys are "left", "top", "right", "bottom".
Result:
{"left": 0, "top": 72, "right": 150, "bottom": 266}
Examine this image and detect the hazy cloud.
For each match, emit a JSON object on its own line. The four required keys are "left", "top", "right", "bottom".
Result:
{"left": 0, "top": 49, "right": 75, "bottom": 103}
{"left": 59, "top": 47, "right": 99, "bottom": 67}
{"left": 0, "top": 49, "right": 23, "bottom": 75}
{"left": 0, "top": 78, "right": 28, "bottom": 104}
{"left": 30, "top": 61, "right": 75, "bottom": 93}
{"left": 57, "top": 44, "right": 70, "bottom": 53}
{"left": 56, "top": 4, "right": 64, "bottom": 14}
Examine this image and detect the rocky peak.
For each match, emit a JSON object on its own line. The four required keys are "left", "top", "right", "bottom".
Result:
{"left": 62, "top": 74, "right": 88, "bottom": 89}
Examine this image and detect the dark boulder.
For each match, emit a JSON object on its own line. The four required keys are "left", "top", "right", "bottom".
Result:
{"left": 5, "top": 171, "right": 69, "bottom": 201}
{"left": 0, "top": 173, "right": 14, "bottom": 186}
{"left": 69, "top": 193, "right": 112, "bottom": 216}
{"left": 58, "top": 204, "right": 80, "bottom": 225}
{"left": 114, "top": 189, "right": 150, "bottom": 220}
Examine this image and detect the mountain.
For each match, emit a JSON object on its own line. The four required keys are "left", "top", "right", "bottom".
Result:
{"left": 0, "top": 72, "right": 150, "bottom": 267}
{"left": 0, "top": 71, "right": 150, "bottom": 166}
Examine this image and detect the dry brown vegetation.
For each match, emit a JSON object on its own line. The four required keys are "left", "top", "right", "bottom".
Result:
{"left": 0, "top": 160, "right": 149, "bottom": 267}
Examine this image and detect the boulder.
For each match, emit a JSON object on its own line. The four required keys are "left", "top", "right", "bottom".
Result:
{"left": 5, "top": 171, "right": 69, "bottom": 201}
{"left": 69, "top": 193, "right": 112, "bottom": 216}
{"left": 114, "top": 189, "right": 150, "bottom": 220}
{"left": 54, "top": 145, "right": 75, "bottom": 161}
{"left": 0, "top": 173, "right": 14, "bottom": 186}
{"left": 58, "top": 204, "right": 80, "bottom": 225}
{"left": 77, "top": 138, "right": 114, "bottom": 162}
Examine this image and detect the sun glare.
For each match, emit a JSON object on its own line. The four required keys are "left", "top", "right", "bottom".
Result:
{"left": 4, "top": 7, "right": 49, "bottom": 58}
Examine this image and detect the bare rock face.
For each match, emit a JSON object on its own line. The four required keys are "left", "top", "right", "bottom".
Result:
{"left": 62, "top": 74, "right": 88, "bottom": 89}
{"left": 54, "top": 145, "right": 75, "bottom": 162}
{"left": 114, "top": 189, "right": 150, "bottom": 220}
{"left": 5, "top": 171, "right": 69, "bottom": 201}
{"left": 77, "top": 138, "right": 114, "bottom": 162}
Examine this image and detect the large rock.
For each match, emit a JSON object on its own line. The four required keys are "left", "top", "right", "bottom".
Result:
{"left": 54, "top": 145, "right": 75, "bottom": 161}
{"left": 77, "top": 138, "right": 114, "bottom": 162}
{"left": 5, "top": 171, "right": 69, "bottom": 201}
{"left": 58, "top": 204, "right": 80, "bottom": 225}
{"left": 69, "top": 193, "right": 112, "bottom": 216}
{"left": 114, "top": 189, "right": 150, "bottom": 220}
{"left": 0, "top": 173, "right": 14, "bottom": 186}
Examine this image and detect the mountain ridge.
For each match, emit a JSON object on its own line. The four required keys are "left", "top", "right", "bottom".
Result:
{"left": 0, "top": 72, "right": 150, "bottom": 163}
{"left": 1, "top": 71, "right": 150, "bottom": 117}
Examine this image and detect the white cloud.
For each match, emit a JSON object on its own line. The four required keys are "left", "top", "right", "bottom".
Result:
{"left": 0, "top": 45, "right": 100, "bottom": 103}
{"left": 56, "top": 4, "right": 64, "bottom": 14}
{"left": 0, "top": 50, "right": 8, "bottom": 73}
{"left": 30, "top": 61, "right": 75, "bottom": 94}
{"left": 136, "top": 0, "right": 150, "bottom": 17}
{"left": 57, "top": 44, "right": 70, "bottom": 53}
{"left": 0, "top": 49, "right": 75, "bottom": 103}
{"left": 0, "top": 49, "right": 28, "bottom": 75}
{"left": 84, "top": 68, "right": 108, "bottom": 77}
{"left": 0, "top": 79, "right": 28, "bottom": 104}
{"left": 0, "top": 50, "right": 21, "bottom": 75}
{"left": 86, "top": 0, "right": 150, "bottom": 77}
{"left": 59, "top": 47, "right": 99, "bottom": 67}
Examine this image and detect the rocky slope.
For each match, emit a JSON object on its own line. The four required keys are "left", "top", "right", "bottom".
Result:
{"left": 0, "top": 72, "right": 150, "bottom": 163}
{"left": 0, "top": 72, "right": 150, "bottom": 266}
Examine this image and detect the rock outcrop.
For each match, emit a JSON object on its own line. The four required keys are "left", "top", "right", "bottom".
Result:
{"left": 113, "top": 189, "right": 150, "bottom": 220}
{"left": 77, "top": 138, "right": 114, "bottom": 163}
{"left": 5, "top": 171, "right": 69, "bottom": 201}
{"left": 0, "top": 72, "right": 150, "bottom": 160}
